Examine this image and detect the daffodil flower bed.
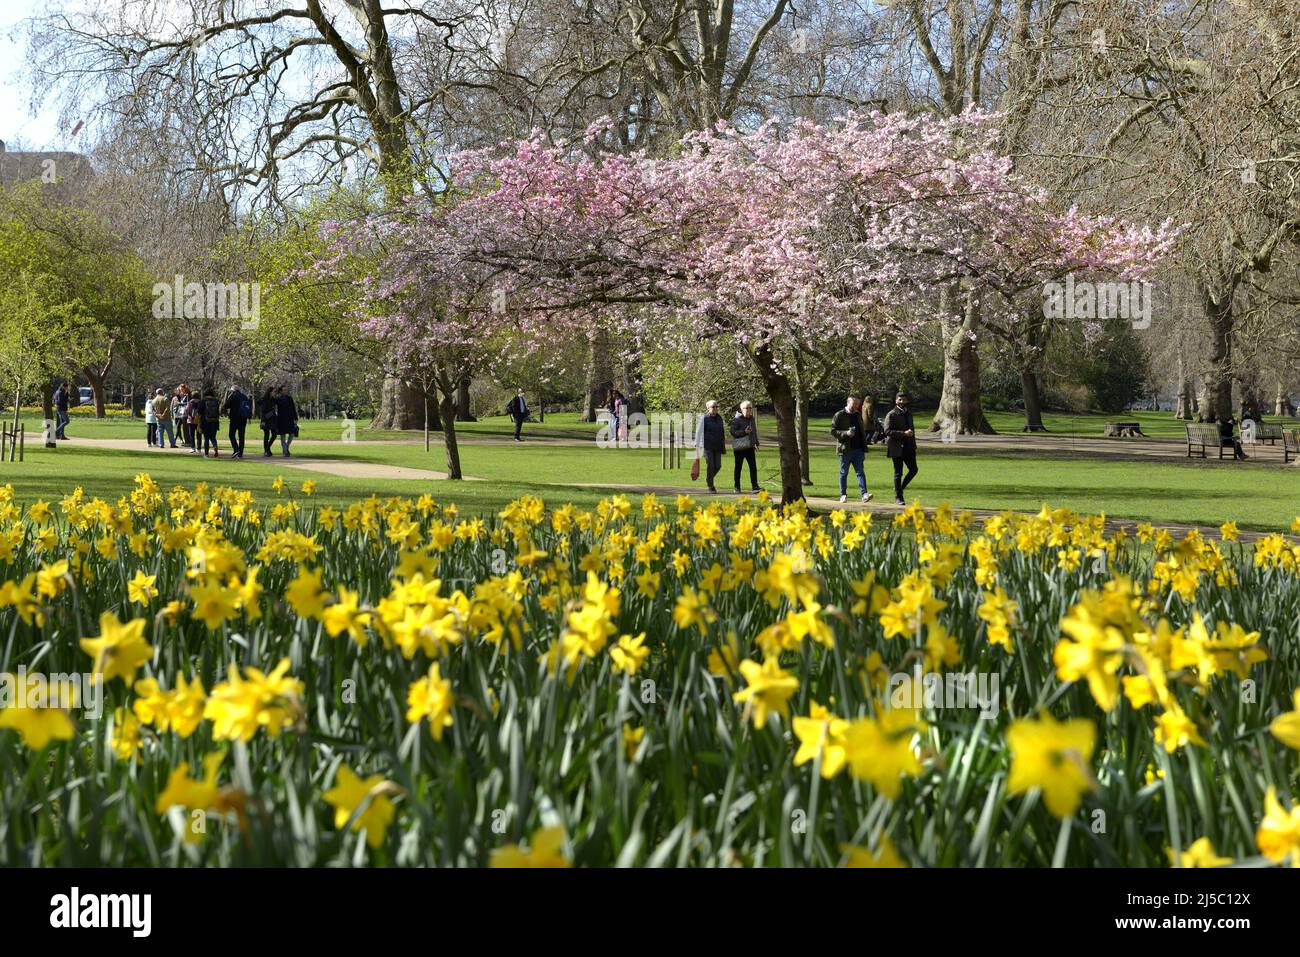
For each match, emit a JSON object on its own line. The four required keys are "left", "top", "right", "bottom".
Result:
{"left": 0, "top": 476, "right": 1298, "bottom": 867}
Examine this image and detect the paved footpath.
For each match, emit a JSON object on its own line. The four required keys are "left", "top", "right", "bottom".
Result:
{"left": 50, "top": 437, "right": 459, "bottom": 481}
{"left": 52, "top": 428, "right": 1300, "bottom": 465}
{"left": 363, "top": 428, "right": 1300, "bottom": 466}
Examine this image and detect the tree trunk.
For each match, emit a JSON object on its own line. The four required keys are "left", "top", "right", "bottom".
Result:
{"left": 622, "top": 352, "right": 646, "bottom": 416}
{"left": 748, "top": 342, "right": 803, "bottom": 506}
{"left": 932, "top": 288, "right": 995, "bottom": 435}
{"left": 456, "top": 376, "right": 475, "bottom": 421}
{"left": 1019, "top": 367, "right": 1045, "bottom": 431}
{"left": 82, "top": 366, "right": 108, "bottom": 418}
{"left": 1275, "top": 381, "right": 1293, "bottom": 417}
{"left": 1200, "top": 286, "right": 1234, "bottom": 422}
{"left": 1174, "top": 351, "right": 1194, "bottom": 420}
{"left": 373, "top": 376, "right": 439, "bottom": 430}
{"left": 580, "top": 328, "right": 614, "bottom": 422}
{"left": 437, "top": 370, "right": 463, "bottom": 480}
{"left": 794, "top": 353, "right": 812, "bottom": 484}
{"left": 1016, "top": 308, "right": 1050, "bottom": 431}
{"left": 42, "top": 377, "right": 55, "bottom": 447}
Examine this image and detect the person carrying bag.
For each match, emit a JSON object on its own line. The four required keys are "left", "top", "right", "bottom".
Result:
{"left": 730, "top": 401, "right": 760, "bottom": 494}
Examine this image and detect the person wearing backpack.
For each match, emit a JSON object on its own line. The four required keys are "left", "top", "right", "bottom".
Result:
{"left": 199, "top": 387, "right": 222, "bottom": 457}
{"left": 274, "top": 386, "right": 299, "bottom": 456}
{"left": 222, "top": 385, "right": 251, "bottom": 460}
{"left": 258, "top": 388, "right": 278, "bottom": 456}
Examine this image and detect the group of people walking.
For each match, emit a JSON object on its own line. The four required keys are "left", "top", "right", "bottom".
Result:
{"left": 695, "top": 399, "right": 764, "bottom": 494}
{"left": 693, "top": 391, "right": 921, "bottom": 503}
{"left": 832, "top": 391, "right": 919, "bottom": 506}
{"left": 142, "top": 384, "right": 299, "bottom": 458}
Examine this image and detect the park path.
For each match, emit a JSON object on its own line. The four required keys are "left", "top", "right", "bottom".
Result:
{"left": 45, "top": 424, "right": 1300, "bottom": 465}
{"left": 361, "top": 427, "right": 1300, "bottom": 466}
{"left": 49, "top": 436, "right": 462, "bottom": 481}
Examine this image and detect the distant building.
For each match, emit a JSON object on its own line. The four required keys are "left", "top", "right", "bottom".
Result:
{"left": 0, "top": 141, "right": 94, "bottom": 198}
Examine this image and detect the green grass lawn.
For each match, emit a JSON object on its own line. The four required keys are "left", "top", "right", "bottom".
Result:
{"left": 21, "top": 405, "right": 1297, "bottom": 446}
{"left": 3, "top": 424, "right": 1298, "bottom": 530}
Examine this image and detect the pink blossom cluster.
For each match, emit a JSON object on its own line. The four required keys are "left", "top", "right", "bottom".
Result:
{"left": 306, "top": 108, "right": 1182, "bottom": 376}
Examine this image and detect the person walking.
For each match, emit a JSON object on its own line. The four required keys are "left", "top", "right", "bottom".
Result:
{"left": 153, "top": 389, "right": 176, "bottom": 448}
{"left": 274, "top": 386, "right": 299, "bottom": 456}
{"left": 731, "top": 400, "right": 761, "bottom": 494}
{"left": 506, "top": 389, "right": 529, "bottom": 441}
{"left": 184, "top": 387, "right": 203, "bottom": 453}
{"left": 831, "top": 395, "right": 873, "bottom": 503}
{"left": 53, "top": 382, "right": 70, "bottom": 440}
{"left": 696, "top": 399, "right": 727, "bottom": 493}
{"left": 612, "top": 390, "right": 628, "bottom": 447}
{"left": 199, "top": 388, "right": 222, "bottom": 457}
{"left": 883, "top": 391, "right": 919, "bottom": 505}
{"left": 222, "top": 385, "right": 251, "bottom": 460}
{"left": 258, "top": 388, "right": 278, "bottom": 456}
{"left": 144, "top": 387, "right": 157, "bottom": 447}
{"left": 176, "top": 386, "right": 190, "bottom": 451}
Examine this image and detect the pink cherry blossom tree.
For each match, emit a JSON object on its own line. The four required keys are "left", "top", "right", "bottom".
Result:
{"left": 315, "top": 109, "right": 1180, "bottom": 500}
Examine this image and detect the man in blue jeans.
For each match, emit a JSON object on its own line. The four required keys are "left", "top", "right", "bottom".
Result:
{"left": 830, "top": 395, "right": 873, "bottom": 503}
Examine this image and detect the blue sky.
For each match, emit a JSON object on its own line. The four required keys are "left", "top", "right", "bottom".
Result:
{"left": 1, "top": 0, "right": 67, "bottom": 151}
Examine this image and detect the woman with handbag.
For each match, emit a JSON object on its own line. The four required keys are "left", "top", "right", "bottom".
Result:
{"left": 730, "top": 400, "right": 760, "bottom": 494}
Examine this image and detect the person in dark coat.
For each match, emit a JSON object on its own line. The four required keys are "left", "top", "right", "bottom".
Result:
{"left": 198, "top": 387, "right": 222, "bottom": 457}
{"left": 730, "top": 400, "right": 760, "bottom": 494}
{"left": 697, "top": 400, "right": 727, "bottom": 493}
{"left": 506, "top": 389, "right": 529, "bottom": 441}
{"left": 221, "top": 386, "right": 251, "bottom": 460}
{"left": 274, "top": 386, "right": 299, "bottom": 456}
{"left": 882, "top": 391, "right": 919, "bottom": 505}
{"left": 258, "top": 388, "right": 278, "bottom": 457}
{"left": 1216, "top": 415, "right": 1248, "bottom": 460}
{"left": 831, "top": 395, "right": 873, "bottom": 503}
{"left": 53, "top": 382, "right": 70, "bottom": 439}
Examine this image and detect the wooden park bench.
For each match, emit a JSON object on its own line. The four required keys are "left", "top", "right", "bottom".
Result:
{"left": 1104, "top": 420, "right": 1145, "bottom": 438}
{"left": 1246, "top": 421, "right": 1283, "bottom": 445}
{"left": 1186, "top": 422, "right": 1230, "bottom": 459}
{"left": 1284, "top": 429, "right": 1300, "bottom": 464}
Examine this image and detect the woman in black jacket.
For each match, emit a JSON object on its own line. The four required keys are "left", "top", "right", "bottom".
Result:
{"left": 275, "top": 386, "right": 299, "bottom": 456}
{"left": 259, "top": 388, "right": 278, "bottom": 457}
{"left": 697, "top": 400, "right": 727, "bottom": 493}
{"left": 730, "top": 400, "right": 760, "bottom": 493}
